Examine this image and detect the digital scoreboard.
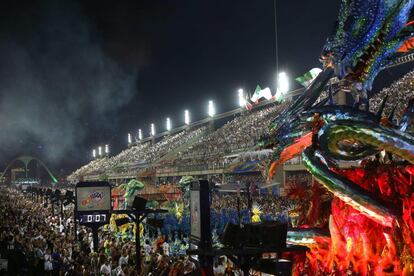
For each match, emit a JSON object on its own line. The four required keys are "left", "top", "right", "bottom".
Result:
{"left": 79, "top": 213, "right": 109, "bottom": 224}
{"left": 75, "top": 181, "right": 111, "bottom": 226}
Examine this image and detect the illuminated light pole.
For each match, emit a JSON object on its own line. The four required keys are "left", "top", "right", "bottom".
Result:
{"left": 128, "top": 133, "right": 132, "bottom": 144}
{"left": 98, "top": 146, "right": 102, "bottom": 157}
{"left": 138, "top": 129, "right": 143, "bottom": 140}
{"left": 238, "top": 88, "right": 246, "bottom": 107}
{"left": 92, "top": 149, "right": 96, "bottom": 158}
{"left": 185, "top": 110, "right": 190, "bottom": 125}
{"left": 151, "top": 123, "right": 155, "bottom": 136}
{"left": 278, "top": 72, "right": 289, "bottom": 94}
{"left": 208, "top": 100, "right": 215, "bottom": 117}
{"left": 105, "top": 144, "right": 109, "bottom": 154}
{"left": 166, "top": 117, "right": 171, "bottom": 131}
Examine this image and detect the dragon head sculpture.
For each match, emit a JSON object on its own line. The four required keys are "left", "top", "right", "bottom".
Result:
{"left": 322, "top": 0, "right": 414, "bottom": 92}
{"left": 262, "top": 0, "right": 414, "bottom": 179}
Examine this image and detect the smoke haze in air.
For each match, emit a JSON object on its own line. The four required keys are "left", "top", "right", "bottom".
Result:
{"left": 0, "top": 1, "right": 138, "bottom": 170}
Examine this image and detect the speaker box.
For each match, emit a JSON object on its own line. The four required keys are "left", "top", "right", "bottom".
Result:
{"left": 221, "top": 223, "right": 242, "bottom": 247}
{"left": 131, "top": 196, "right": 147, "bottom": 211}
{"left": 241, "top": 222, "right": 288, "bottom": 248}
{"left": 254, "top": 259, "right": 292, "bottom": 276}
{"left": 243, "top": 223, "right": 261, "bottom": 247}
{"left": 115, "top": 217, "right": 131, "bottom": 227}
{"left": 260, "top": 221, "right": 287, "bottom": 248}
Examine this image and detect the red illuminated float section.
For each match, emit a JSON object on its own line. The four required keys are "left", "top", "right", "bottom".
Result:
{"left": 291, "top": 163, "right": 414, "bottom": 275}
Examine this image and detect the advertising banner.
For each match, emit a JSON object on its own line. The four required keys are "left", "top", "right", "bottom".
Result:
{"left": 76, "top": 186, "right": 111, "bottom": 212}
{"left": 190, "top": 190, "right": 201, "bottom": 240}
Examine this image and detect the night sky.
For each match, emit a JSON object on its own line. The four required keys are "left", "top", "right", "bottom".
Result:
{"left": 0, "top": 0, "right": 411, "bottom": 175}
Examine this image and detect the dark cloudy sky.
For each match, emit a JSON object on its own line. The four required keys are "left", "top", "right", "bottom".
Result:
{"left": 0, "top": 0, "right": 411, "bottom": 175}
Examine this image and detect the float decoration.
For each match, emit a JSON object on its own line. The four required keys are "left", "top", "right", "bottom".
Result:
{"left": 261, "top": 0, "right": 414, "bottom": 273}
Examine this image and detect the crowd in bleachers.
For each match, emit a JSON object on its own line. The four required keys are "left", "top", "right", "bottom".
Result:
{"left": 68, "top": 127, "right": 206, "bottom": 180}
{"left": 370, "top": 70, "right": 414, "bottom": 122}
{"left": 68, "top": 101, "right": 290, "bottom": 180}
{"left": 211, "top": 192, "right": 298, "bottom": 220}
{"left": 284, "top": 172, "right": 312, "bottom": 189}
{"left": 174, "top": 104, "right": 285, "bottom": 164}
{"left": 164, "top": 103, "right": 289, "bottom": 173}
{"left": 67, "top": 69, "right": 414, "bottom": 182}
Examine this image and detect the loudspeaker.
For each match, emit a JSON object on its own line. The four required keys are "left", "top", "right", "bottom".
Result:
{"left": 115, "top": 217, "right": 131, "bottom": 227}
{"left": 221, "top": 223, "right": 242, "bottom": 247}
{"left": 243, "top": 223, "right": 261, "bottom": 247}
{"left": 260, "top": 221, "right": 287, "bottom": 248}
{"left": 254, "top": 259, "right": 292, "bottom": 275}
{"left": 222, "top": 222, "right": 287, "bottom": 248}
{"left": 132, "top": 196, "right": 147, "bottom": 211}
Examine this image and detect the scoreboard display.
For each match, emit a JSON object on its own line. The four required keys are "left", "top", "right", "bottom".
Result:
{"left": 75, "top": 182, "right": 111, "bottom": 226}
{"left": 79, "top": 213, "right": 109, "bottom": 224}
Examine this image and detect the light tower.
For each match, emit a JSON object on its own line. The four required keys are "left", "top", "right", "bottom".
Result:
{"left": 278, "top": 72, "right": 289, "bottom": 94}
{"left": 208, "top": 100, "right": 216, "bottom": 131}
{"left": 166, "top": 117, "right": 171, "bottom": 132}
{"left": 238, "top": 88, "right": 246, "bottom": 107}
{"left": 184, "top": 110, "right": 190, "bottom": 126}
{"left": 208, "top": 100, "right": 215, "bottom": 117}
{"left": 128, "top": 133, "right": 132, "bottom": 145}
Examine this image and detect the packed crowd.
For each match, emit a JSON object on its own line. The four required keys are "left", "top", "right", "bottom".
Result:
{"left": 68, "top": 127, "right": 206, "bottom": 181}
{"left": 174, "top": 104, "right": 287, "bottom": 165}
{"left": 0, "top": 184, "right": 300, "bottom": 275}
{"left": 0, "top": 188, "right": 200, "bottom": 275}
{"left": 284, "top": 172, "right": 312, "bottom": 189}
{"left": 211, "top": 191, "right": 298, "bottom": 222}
{"left": 370, "top": 70, "right": 414, "bottom": 122}
{"left": 219, "top": 174, "right": 265, "bottom": 191}
{"left": 68, "top": 100, "right": 292, "bottom": 180}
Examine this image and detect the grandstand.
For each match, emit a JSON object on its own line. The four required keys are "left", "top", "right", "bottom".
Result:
{"left": 67, "top": 97, "right": 305, "bottom": 194}
{"left": 70, "top": 68, "right": 414, "bottom": 191}
{"left": 69, "top": 64, "right": 414, "bottom": 194}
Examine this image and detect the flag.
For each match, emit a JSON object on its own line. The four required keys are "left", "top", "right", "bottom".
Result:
{"left": 295, "top": 68, "right": 322, "bottom": 87}
{"left": 250, "top": 85, "right": 273, "bottom": 102}
{"left": 245, "top": 101, "right": 253, "bottom": 111}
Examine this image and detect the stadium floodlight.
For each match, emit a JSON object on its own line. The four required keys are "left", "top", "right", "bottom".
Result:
{"left": 105, "top": 144, "right": 109, "bottom": 154}
{"left": 208, "top": 100, "right": 215, "bottom": 117}
{"left": 238, "top": 88, "right": 246, "bottom": 107}
{"left": 278, "top": 72, "right": 289, "bottom": 94}
{"left": 166, "top": 117, "right": 171, "bottom": 131}
{"left": 184, "top": 110, "right": 190, "bottom": 125}
{"left": 138, "top": 129, "right": 143, "bottom": 140}
{"left": 92, "top": 149, "right": 96, "bottom": 158}
{"left": 151, "top": 123, "right": 155, "bottom": 136}
{"left": 128, "top": 133, "right": 132, "bottom": 144}
{"left": 98, "top": 146, "right": 102, "bottom": 156}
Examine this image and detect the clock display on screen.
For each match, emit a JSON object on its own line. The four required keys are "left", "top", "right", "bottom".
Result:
{"left": 79, "top": 213, "right": 109, "bottom": 224}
